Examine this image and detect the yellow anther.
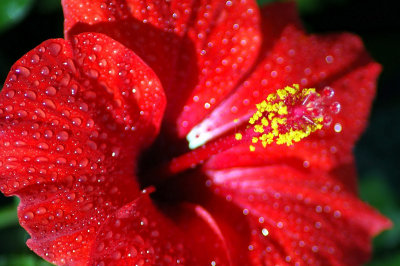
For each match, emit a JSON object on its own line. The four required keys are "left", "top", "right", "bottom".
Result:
{"left": 246, "top": 84, "right": 327, "bottom": 151}
{"left": 277, "top": 105, "right": 288, "bottom": 115}
{"left": 276, "top": 89, "right": 288, "bottom": 99}
{"left": 261, "top": 117, "right": 269, "bottom": 126}
{"left": 235, "top": 133, "right": 243, "bottom": 140}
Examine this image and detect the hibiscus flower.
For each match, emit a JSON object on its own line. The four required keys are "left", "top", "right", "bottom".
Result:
{"left": 0, "top": 0, "right": 391, "bottom": 265}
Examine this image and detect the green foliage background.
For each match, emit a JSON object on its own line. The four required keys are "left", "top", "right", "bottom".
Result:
{"left": 0, "top": 0, "right": 399, "bottom": 265}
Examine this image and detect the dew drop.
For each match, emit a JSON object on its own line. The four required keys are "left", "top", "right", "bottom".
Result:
{"left": 35, "top": 108, "right": 46, "bottom": 118}
{"left": 79, "top": 103, "right": 89, "bottom": 112}
{"left": 65, "top": 59, "right": 76, "bottom": 74}
{"left": 44, "top": 130, "right": 53, "bottom": 139}
{"left": 75, "top": 235, "right": 83, "bottom": 242}
{"left": 57, "top": 131, "right": 69, "bottom": 141}
{"left": 17, "top": 110, "right": 28, "bottom": 117}
{"left": 5, "top": 90, "right": 15, "bottom": 98}
{"left": 45, "top": 86, "right": 57, "bottom": 96}
{"left": 112, "top": 251, "right": 121, "bottom": 260}
{"left": 15, "top": 66, "right": 31, "bottom": 77}
{"left": 127, "top": 247, "right": 137, "bottom": 258}
{"left": 56, "top": 157, "right": 67, "bottom": 164}
{"left": 31, "top": 54, "right": 40, "bottom": 64}
{"left": 87, "top": 69, "right": 99, "bottom": 79}
{"left": 60, "top": 73, "right": 71, "bottom": 87}
{"left": 67, "top": 193, "right": 76, "bottom": 200}
{"left": 82, "top": 203, "right": 93, "bottom": 211}
{"left": 55, "top": 209, "right": 63, "bottom": 217}
{"left": 72, "top": 117, "right": 82, "bottom": 126}
{"left": 36, "top": 207, "right": 47, "bottom": 215}
{"left": 24, "top": 90, "right": 37, "bottom": 100}
{"left": 79, "top": 158, "right": 89, "bottom": 168}
{"left": 322, "top": 86, "right": 334, "bottom": 98}
{"left": 42, "top": 99, "right": 56, "bottom": 109}
{"left": 37, "top": 143, "right": 49, "bottom": 150}
{"left": 56, "top": 144, "right": 65, "bottom": 152}
{"left": 36, "top": 156, "right": 49, "bottom": 163}
{"left": 334, "top": 123, "right": 342, "bottom": 133}
{"left": 330, "top": 102, "right": 341, "bottom": 114}
{"left": 86, "top": 140, "right": 98, "bottom": 150}
{"left": 97, "top": 242, "right": 105, "bottom": 252}
{"left": 14, "top": 140, "right": 27, "bottom": 147}
{"left": 48, "top": 42, "right": 62, "bottom": 56}
{"left": 41, "top": 66, "right": 50, "bottom": 75}
{"left": 93, "top": 44, "right": 102, "bottom": 52}
{"left": 24, "top": 212, "right": 34, "bottom": 220}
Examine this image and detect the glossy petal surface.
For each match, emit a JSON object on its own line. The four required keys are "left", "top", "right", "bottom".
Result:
{"left": 205, "top": 162, "right": 391, "bottom": 265}
{"left": 62, "top": 0, "right": 262, "bottom": 136}
{"left": 0, "top": 1, "right": 390, "bottom": 266}
{"left": 89, "top": 192, "right": 230, "bottom": 265}
{"left": 0, "top": 32, "right": 165, "bottom": 264}
{"left": 188, "top": 4, "right": 379, "bottom": 170}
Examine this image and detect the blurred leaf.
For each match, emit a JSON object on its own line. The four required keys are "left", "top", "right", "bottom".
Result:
{"left": 0, "top": 205, "right": 18, "bottom": 229}
{"left": 367, "top": 252, "right": 400, "bottom": 266}
{"left": 35, "top": 0, "right": 62, "bottom": 14}
{"left": 0, "top": 0, "right": 34, "bottom": 33}
{"left": 257, "top": 0, "right": 281, "bottom": 6}
{"left": 360, "top": 173, "right": 397, "bottom": 211}
{"left": 0, "top": 254, "right": 52, "bottom": 266}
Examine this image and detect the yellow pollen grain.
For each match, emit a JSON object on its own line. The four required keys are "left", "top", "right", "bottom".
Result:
{"left": 235, "top": 133, "right": 243, "bottom": 140}
{"left": 246, "top": 84, "right": 325, "bottom": 151}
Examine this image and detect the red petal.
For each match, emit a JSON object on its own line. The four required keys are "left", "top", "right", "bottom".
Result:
{"left": 259, "top": 2, "right": 303, "bottom": 52}
{"left": 62, "top": 0, "right": 262, "bottom": 136}
{"left": 89, "top": 192, "right": 230, "bottom": 265}
{"left": 205, "top": 164, "right": 391, "bottom": 265}
{"left": 188, "top": 24, "right": 379, "bottom": 158}
{"left": 0, "top": 32, "right": 165, "bottom": 264}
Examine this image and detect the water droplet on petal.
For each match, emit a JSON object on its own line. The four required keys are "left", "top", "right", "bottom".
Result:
{"left": 24, "top": 212, "right": 34, "bottom": 220}
{"left": 57, "top": 131, "right": 69, "bottom": 141}
{"left": 322, "top": 86, "right": 334, "bottom": 98}
{"left": 45, "top": 86, "right": 57, "bottom": 96}
{"left": 24, "top": 90, "right": 37, "bottom": 100}
{"left": 15, "top": 66, "right": 31, "bottom": 77}
{"left": 14, "top": 140, "right": 27, "bottom": 147}
{"left": 37, "top": 143, "right": 49, "bottom": 150}
{"left": 36, "top": 207, "right": 47, "bottom": 215}
{"left": 43, "top": 99, "right": 56, "bottom": 109}
{"left": 44, "top": 130, "right": 53, "bottom": 138}
{"left": 112, "top": 251, "right": 121, "bottom": 260}
{"left": 31, "top": 54, "right": 40, "bottom": 64}
{"left": 87, "top": 69, "right": 99, "bottom": 79}
{"left": 75, "top": 235, "right": 83, "bottom": 242}
{"left": 72, "top": 117, "right": 82, "bottom": 126}
{"left": 48, "top": 42, "right": 62, "bottom": 56}
{"left": 93, "top": 44, "right": 102, "bottom": 52}
{"left": 5, "top": 90, "right": 15, "bottom": 98}
{"left": 67, "top": 193, "right": 76, "bottom": 200}
{"left": 333, "top": 123, "right": 342, "bottom": 133}
{"left": 330, "top": 102, "right": 341, "bottom": 114}
{"left": 41, "top": 66, "right": 50, "bottom": 75}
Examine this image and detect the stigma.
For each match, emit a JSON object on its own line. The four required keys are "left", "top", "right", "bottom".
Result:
{"left": 247, "top": 84, "right": 340, "bottom": 150}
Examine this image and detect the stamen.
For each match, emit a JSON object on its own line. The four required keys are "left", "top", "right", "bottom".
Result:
{"left": 247, "top": 84, "right": 340, "bottom": 149}
{"left": 156, "top": 84, "right": 340, "bottom": 180}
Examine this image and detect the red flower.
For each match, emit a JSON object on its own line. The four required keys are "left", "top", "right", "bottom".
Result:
{"left": 0, "top": 1, "right": 391, "bottom": 265}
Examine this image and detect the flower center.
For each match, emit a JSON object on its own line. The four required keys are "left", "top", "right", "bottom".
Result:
{"left": 139, "top": 84, "right": 340, "bottom": 191}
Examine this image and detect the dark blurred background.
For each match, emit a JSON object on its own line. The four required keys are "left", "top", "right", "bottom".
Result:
{"left": 0, "top": 0, "right": 399, "bottom": 265}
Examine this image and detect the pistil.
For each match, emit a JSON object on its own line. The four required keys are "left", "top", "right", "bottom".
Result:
{"left": 158, "top": 84, "right": 340, "bottom": 179}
